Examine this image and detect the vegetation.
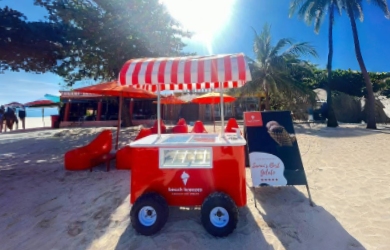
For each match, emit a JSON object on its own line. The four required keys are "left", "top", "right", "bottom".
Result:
{"left": 34, "top": 0, "right": 192, "bottom": 86}
{"left": 0, "top": 6, "right": 71, "bottom": 73}
{"left": 243, "top": 24, "right": 318, "bottom": 113}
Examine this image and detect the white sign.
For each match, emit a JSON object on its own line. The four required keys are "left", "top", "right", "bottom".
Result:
{"left": 249, "top": 152, "right": 287, "bottom": 187}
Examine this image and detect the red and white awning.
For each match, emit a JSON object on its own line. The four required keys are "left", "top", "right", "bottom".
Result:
{"left": 118, "top": 53, "right": 252, "bottom": 92}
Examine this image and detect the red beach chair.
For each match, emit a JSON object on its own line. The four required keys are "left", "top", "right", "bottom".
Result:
{"left": 64, "top": 130, "right": 115, "bottom": 171}
{"left": 135, "top": 127, "right": 152, "bottom": 140}
{"left": 172, "top": 124, "right": 188, "bottom": 133}
{"left": 224, "top": 118, "right": 240, "bottom": 133}
{"left": 191, "top": 121, "right": 207, "bottom": 133}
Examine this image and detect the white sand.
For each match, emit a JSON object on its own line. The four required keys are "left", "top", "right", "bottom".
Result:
{"left": 0, "top": 123, "right": 390, "bottom": 250}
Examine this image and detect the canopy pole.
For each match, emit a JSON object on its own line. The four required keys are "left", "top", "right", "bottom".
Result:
{"left": 116, "top": 93, "right": 123, "bottom": 150}
{"left": 157, "top": 84, "right": 161, "bottom": 138}
{"left": 220, "top": 84, "right": 225, "bottom": 137}
{"left": 212, "top": 104, "right": 215, "bottom": 132}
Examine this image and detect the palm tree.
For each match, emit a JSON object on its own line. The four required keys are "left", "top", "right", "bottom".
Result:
{"left": 289, "top": 0, "right": 342, "bottom": 127}
{"left": 247, "top": 24, "right": 318, "bottom": 111}
{"left": 343, "top": 0, "right": 390, "bottom": 129}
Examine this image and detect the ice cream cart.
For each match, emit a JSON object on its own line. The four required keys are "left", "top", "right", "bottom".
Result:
{"left": 118, "top": 54, "right": 252, "bottom": 237}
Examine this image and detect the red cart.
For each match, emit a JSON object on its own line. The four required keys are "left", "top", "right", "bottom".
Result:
{"left": 119, "top": 54, "right": 252, "bottom": 237}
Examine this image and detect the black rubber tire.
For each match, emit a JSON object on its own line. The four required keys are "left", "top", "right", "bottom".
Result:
{"left": 201, "top": 192, "right": 239, "bottom": 237}
{"left": 130, "top": 192, "right": 169, "bottom": 236}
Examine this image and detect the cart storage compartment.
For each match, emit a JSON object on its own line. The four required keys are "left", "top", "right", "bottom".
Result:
{"left": 130, "top": 145, "right": 246, "bottom": 207}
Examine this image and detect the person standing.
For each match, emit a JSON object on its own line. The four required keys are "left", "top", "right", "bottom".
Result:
{"left": 0, "top": 105, "right": 4, "bottom": 133}
{"left": 18, "top": 106, "right": 26, "bottom": 130}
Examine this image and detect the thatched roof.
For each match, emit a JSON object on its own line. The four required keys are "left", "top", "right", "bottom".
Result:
{"left": 313, "top": 88, "right": 327, "bottom": 102}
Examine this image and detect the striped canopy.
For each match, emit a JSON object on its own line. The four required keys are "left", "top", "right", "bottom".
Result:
{"left": 119, "top": 53, "right": 252, "bottom": 92}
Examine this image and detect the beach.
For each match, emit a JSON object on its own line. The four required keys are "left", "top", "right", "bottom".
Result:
{"left": 0, "top": 122, "right": 390, "bottom": 249}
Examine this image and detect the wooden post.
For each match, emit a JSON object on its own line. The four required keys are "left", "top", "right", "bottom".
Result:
{"left": 97, "top": 100, "right": 102, "bottom": 121}
{"left": 129, "top": 98, "right": 134, "bottom": 119}
{"left": 64, "top": 101, "right": 71, "bottom": 122}
{"left": 115, "top": 95, "right": 123, "bottom": 150}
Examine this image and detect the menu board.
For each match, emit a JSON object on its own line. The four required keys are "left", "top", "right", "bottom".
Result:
{"left": 159, "top": 147, "right": 212, "bottom": 169}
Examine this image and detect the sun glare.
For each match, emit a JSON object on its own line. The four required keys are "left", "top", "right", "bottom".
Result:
{"left": 160, "top": 0, "right": 236, "bottom": 54}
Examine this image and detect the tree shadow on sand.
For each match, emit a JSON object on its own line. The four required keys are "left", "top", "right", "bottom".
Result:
{"left": 115, "top": 203, "right": 273, "bottom": 250}
{"left": 0, "top": 133, "right": 130, "bottom": 250}
{"left": 249, "top": 186, "right": 366, "bottom": 250}
{"left": 294, "top": 123, "right": 390, "bottom": 138}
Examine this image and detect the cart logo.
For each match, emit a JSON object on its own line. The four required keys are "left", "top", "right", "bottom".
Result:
{"left": 181, "top": 171, "right": 189, "bottom": 186}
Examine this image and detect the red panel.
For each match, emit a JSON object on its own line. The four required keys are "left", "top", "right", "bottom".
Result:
{"left": 129, "top": 146, "right": 247, "bottom": 207}
{"left": 145, "top": 60, "right": 155, "bottom": 83}
{"left": 119, "top": 61, "right": 131, "bottom": 86}
{"left": 184, "top": 60, "right": 192, "bottom": 83}
{"left": 244, "top": 112, "right": 263, "bottom": 127}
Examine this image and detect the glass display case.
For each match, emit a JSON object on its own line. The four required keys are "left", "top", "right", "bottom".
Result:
{"left": 159, "top": 147, "right": 212, "bottom": 169}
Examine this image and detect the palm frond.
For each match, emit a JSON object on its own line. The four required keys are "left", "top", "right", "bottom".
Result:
{"left": 282, "top": 42, "right": 318, "bottom": 58}
{"left": 289, "top": 0, "right": 309, "bottom": 17}
{"left": 270, "top": 38, "right": 294, "bottom": 58}
{"left": 370, "top": 0, "right": 390, "bottom": 18}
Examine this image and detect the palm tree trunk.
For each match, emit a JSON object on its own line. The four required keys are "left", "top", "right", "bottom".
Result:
{"left": 263, "top": 79, "right": 270, "bottom": 110}
{"left": 346, "top": 2, "right": 377, "bottom": 129}
{"left": 326, "top": 2, "right": 338, "bottom": 127}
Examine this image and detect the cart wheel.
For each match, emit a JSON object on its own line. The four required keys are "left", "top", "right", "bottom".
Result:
{"left": 201, "top": 192, "right": 238, "bottom": 237}
{"left": 130, "top": 192, "right": 169, "bottom": 236}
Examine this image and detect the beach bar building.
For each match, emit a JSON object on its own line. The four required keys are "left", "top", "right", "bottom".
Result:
{"left": 58, "top": 90, "right": 158, "bottom": 128}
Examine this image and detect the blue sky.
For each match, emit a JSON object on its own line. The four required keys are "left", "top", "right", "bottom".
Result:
{"left": 1, "top": 0, "right": 390, "bottom": 104}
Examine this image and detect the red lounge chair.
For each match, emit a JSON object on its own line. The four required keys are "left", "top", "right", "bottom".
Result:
{"left": 225, "top": 118, "right": 240, "bottom": 133}
{"left": 64, "top": 130, "right": 114, "bottom": 171}
{"left": 135, "top": 127, "right": 152, "bottom": 140}
{"left": 151, "top": 119, "right": 166, "bottom": 134}
{"left": 116, "top": 146, "right": 132, "bottom": 170}
{"left": 172, "top": 124, "right": 188, "bottom": 133}
{"left": 177, "top": 118, "right": 187, "bottom": 126}
{"left": 191, "top": 121, "right": 207, "bottom": 133}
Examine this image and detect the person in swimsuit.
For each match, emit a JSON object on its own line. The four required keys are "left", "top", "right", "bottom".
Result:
{"left": 18, "top": 106, "right": 26, "bottom": 129}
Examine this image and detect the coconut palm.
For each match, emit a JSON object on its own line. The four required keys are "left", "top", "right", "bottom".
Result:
{"left": 289, "top": 0, "right": 342, "bottom": 127}
{"left": 343, "top": 0, "right": 390, "bottom": 129}
{"left": 246, "top": 23, "right": 318, "bottom": 110}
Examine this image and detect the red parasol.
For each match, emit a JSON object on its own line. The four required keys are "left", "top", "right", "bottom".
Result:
{"left": 23, "top": 99, "right": 59, "bottom": 127}
{"left": 73, "top": 81, "right": 157, "bottom": 149}
{"left": 24, "top": 100, "right": 58, "bottom": 107}
{"left": 192, "top": 92, "right": 236, "bottom": 132}
{"left": 152, "top": 95, "right": 186, "bottom": 105}
{"left": 152, "top": 95, "right": 186, "bottom": 123}
{"left": 4, "top": 102, "right": 24, "bottom": 108}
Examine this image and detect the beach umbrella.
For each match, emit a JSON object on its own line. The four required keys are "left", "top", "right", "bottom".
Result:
{"left": 24, "top": 100, "right": 59, "bottom": 127}
{"left": 74, "top": 81, "right": 157, "bottom": 149}
{"left": 44, "top": 94, "right": 61, "bottom": 103}
{"left": 152, "top": 95, "right": 186, "bottom": 122}
{"left": 4, "top": 102, "right": 24, "bottom": 108}
{"left": 152, "top": 95, "right": 187, "bottom": 104}
{"left": 192, "top": 92, "right": 236, "bottom": 132}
